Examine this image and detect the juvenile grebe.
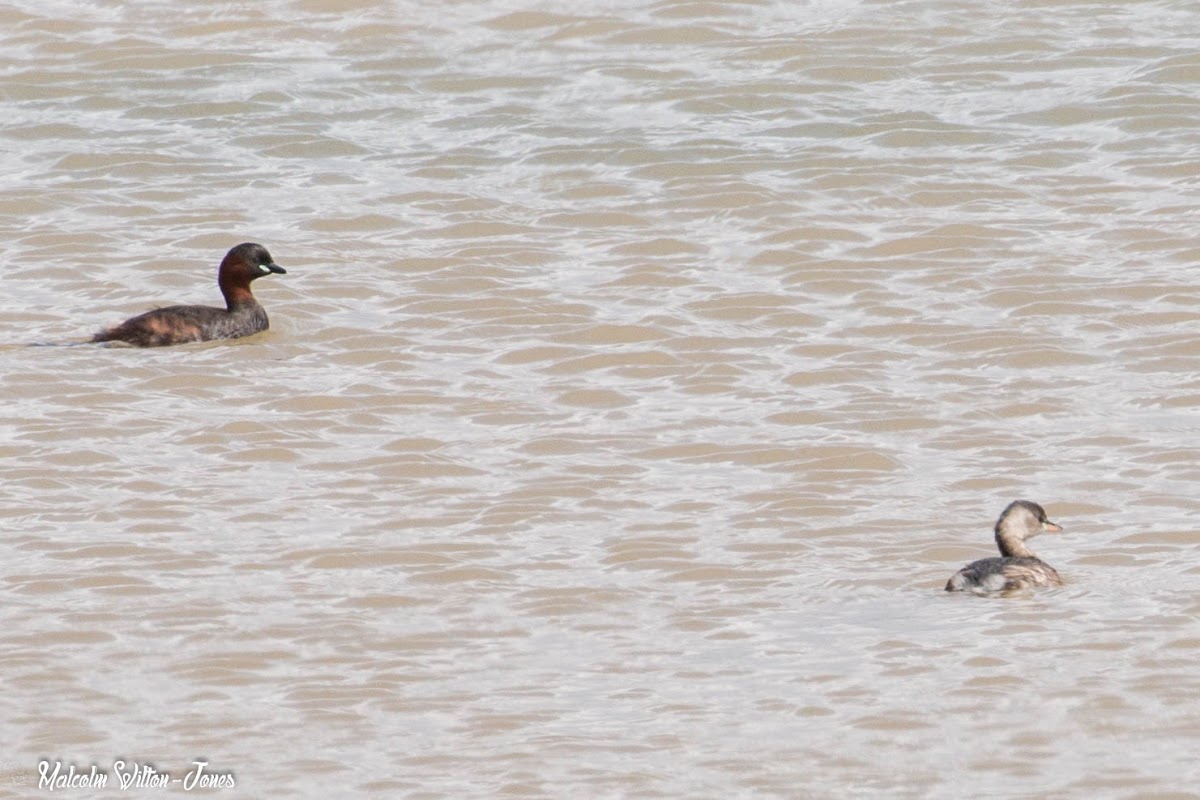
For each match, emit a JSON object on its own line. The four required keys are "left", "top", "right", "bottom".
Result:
{"left": 92, "top": 243, "right": 285, "bottom": 347}
{"left": 945, "top": 500, "right": 1064, "bottom": 594}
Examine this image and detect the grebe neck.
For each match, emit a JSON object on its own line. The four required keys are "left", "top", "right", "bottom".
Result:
{"left": 995, "top": 530, "right": 1035, "bottom": 558}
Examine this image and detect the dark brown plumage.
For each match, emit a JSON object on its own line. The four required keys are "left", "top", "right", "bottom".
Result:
{"left": 93, "top": 243, "right": 285, "bottom": 347}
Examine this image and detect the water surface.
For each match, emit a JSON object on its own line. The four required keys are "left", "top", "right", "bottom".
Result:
{"left": 3, "top": 1, "right": 1200, "bottom": 797}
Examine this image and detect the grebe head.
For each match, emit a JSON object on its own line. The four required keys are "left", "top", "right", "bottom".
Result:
{"left": 218, "top": 243, "right": 285, "bottom": 304}
{"left": 994, "top": 500, "right": 1062, "bottom": 557}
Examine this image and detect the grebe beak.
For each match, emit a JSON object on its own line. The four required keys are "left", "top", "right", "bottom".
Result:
{"left": 264, "top": 263, "right": 286, "bottom": 275}
{"left": 1043, "top": 520, "right": 1063, "bottom": 533}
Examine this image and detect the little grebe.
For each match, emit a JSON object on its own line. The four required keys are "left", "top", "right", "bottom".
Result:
{"left": 92, "top": 243, "right": 285, "bottom": 347}
{"left": 945, "top": 500, "right": 1064, "bottom": 594}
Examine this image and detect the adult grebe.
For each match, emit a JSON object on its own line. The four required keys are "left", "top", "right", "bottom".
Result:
{"left": 945, "top": 500, "right": 1064, "bottom": 594}
{"left": 92, "top": 243, "right": 285, "bottom": 347}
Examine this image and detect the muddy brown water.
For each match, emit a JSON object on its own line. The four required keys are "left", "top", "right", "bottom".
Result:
{"left": 2, "top": 1, "right": 1200, "bottom": 797}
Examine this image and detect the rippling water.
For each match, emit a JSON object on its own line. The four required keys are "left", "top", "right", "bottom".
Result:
{"left": 3, "top": 0, "right": 1200, "bottom": 796}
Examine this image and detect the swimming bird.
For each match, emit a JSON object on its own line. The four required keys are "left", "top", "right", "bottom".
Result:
{"left": 92, "top": 243, "right": 285, "bottom": 347}
{"left": 945, "top": 500, "right": 1064, "bottom": 594}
